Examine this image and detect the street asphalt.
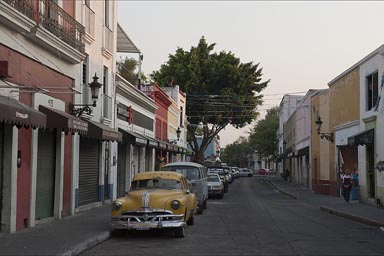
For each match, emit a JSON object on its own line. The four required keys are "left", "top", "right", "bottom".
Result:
{"left": 0, "top": 174, "right": 383, "bottom": 256}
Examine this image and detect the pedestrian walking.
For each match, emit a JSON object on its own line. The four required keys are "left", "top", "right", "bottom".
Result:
{"left": 341, "top": 169, "right": 353, "bottom": 202}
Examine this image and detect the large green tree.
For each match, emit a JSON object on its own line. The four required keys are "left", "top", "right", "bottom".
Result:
{"left": 221, "top": 137, "right": 251, "bottom": 167}
{"left": 248, "top": 107, "right": 279, "bottom": 159}
{"left": 152, "top": 37, "right": 269, "bottom": 163}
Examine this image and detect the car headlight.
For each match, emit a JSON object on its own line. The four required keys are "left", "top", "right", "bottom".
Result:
{"left": 112, "top": 201, "right": 122, "bottom": 211}
{"left": 171, "top": 200, "right": 180, "bottom": 210}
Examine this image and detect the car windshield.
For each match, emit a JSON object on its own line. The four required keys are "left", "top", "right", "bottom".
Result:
{"left": 161, "top": 166, "right": 200, "bottom": 180}
{"left": 207, "top": 175, "right": 220, "bottom": 182}
{"left": 130, "top": 178, "right": 181, "bottom": 191}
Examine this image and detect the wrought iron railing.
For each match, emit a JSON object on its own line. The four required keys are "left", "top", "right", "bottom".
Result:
{"left": 38, "top": 0, "right": 85, "bottom": 53}
{"left": 2, "top": 0, "right": 34, "bottom": 20}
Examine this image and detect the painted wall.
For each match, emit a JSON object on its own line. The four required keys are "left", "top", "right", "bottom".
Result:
{"left": 359, "top": 47, "right": 384, "bottom": 203}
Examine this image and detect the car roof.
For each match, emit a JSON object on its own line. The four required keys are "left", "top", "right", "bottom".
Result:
{"left": 132, "top": 171, "right": 185, "bottom": 181}
{"left": 162, "top": 161, "right": 205, "bottom": 168}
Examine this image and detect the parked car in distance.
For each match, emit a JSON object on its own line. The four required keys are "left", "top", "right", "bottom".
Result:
{"left": 230, "top": 167, "right": 240, "bottom": 179}
{"left": 238, "top": 168, "right": 254, "bottom": 177}
{"left": 206, "top": 167, "right": 229, "bottom": 193}
{"left": 161, "top": 162, "right": 208, "bottom": 214}
{"left": 207, "top": 173, "right": 224, "bottom": 199}
{"left": 110, "top": 171, "right": 197, "bottom": 238}
{"left": 257, "top": 169, "right": 267, "bottom": 175}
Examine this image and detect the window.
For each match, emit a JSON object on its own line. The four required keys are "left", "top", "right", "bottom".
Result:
{"left": 103, "top": 66, "right": 108, "bottom": 94}
{"left": 104, "top": 0, "right": 110, "bottom": 28}
{"left": 82, "top": 56, "right": 89, "bottom": 104}
{"left": 180, "top": 106, "right": 183, "bottom": 127}
{"left": 366, "top": 71, "right": 378, "bottom": 111}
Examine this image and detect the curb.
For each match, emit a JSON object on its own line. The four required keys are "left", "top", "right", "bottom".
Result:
{"left": 268, "top": 181, "right": 298, "bottom": 200}
{"left": 320, "top": 206, "right": 384, "bottom": 228}
{"left": 61, "top": 231, "right": 110, "bottom": 256}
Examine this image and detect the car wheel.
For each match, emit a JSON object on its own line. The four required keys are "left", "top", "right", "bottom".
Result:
{"left": 197, "top": 205, "right": 203, "bottom": 214}
{"left": 187, "top": 216, "right": 194, "bottom": 225}
{"left": 174, "top": 227, "right": 185, "bottom": 238}
{"left": 203, "top": 199, "right": 207, "bottom": 209}
{"left": 224, "top": 183, "right": 228, "bottom": 193}
{"left": 110, "top": 229, "right": 124, "bottom": 237}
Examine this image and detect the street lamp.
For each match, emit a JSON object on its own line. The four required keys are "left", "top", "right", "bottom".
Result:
{"left": 315, "top": 115, "right": 334, "bottom": 142}
{"left": 70, "top": 73, "right": 102, "bottom": 117}
{"left": 168, "top": 127, "right": 182, "bottom": 144}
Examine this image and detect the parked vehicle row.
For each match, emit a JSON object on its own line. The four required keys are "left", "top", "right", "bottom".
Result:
{"left": 110, "top": 162, "right": 256, "bottom": 238}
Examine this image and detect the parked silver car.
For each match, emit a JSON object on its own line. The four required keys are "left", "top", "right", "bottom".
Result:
{"left": 207, "top": 174, "right": 224, "bottom": 199}
{"left": 238, "top": 168, "right": 254, "bottom": 177}
{"left": 161, "top": 162, "right": 208, "bottom": 214}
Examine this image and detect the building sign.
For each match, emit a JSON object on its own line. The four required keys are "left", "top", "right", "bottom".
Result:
{"left": 117, "top": 103, "right": 133, "bottom": 123}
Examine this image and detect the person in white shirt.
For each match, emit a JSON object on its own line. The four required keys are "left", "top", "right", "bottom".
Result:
{"left": 341, "top": 169, "right": 353, "bottom": 202}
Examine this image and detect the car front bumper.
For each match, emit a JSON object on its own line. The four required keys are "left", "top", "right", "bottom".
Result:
{"left": 111, "top": 209, "right": 186, "bottom": 230}
{"left": 208, "top": 188, "right": 224, "bottom": 195}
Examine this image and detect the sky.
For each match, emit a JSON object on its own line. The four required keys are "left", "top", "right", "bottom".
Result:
{"left": 117, "top": 1, "right": 384, "bottom": 148}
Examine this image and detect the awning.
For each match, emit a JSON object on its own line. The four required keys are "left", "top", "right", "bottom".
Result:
{"left": 116, "top": 23, "right": 140, "bottom": 53}
{"left": 167, "top": 143, "right": 179, "bottom": 153}
{"left": 119, "top": 129, "right": 147, "bottom": 147}
{"left": 158, "top": 140, "right": 167, "bottom": 150}
{"left": 39, "top": 105, "right": 88, "bottom": 135}
{"left": 86, "top": 119, "right": 122, "bottom": 142}
{"left": 142, "top": 135, "right": 158, "bottom": 148}
{"left": 348, "top": 129, "right": 374, "bottom": 146}
{"left": 0, "top": 95, "right": 46, "bottom": 129}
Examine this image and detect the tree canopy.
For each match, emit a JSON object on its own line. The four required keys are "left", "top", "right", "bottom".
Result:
{"left": 248, "top": 107, "right": 279, "bottom": 159}
{"left": 221, "top": 137, "right": 251, "bottom": 167}
{"left": 152, "top": 36, "right": 270, "bottom": 163}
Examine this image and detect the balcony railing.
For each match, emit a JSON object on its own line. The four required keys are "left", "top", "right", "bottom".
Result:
{"left": 2, "top": 0, "right": 34, "bottom": 20}
{"left": 38, "top": 0, "right": 85, "bottom": 53}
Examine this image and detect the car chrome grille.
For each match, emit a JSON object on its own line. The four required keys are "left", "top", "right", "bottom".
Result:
{"left": 117, "top": 209, "right": 182, "bottom": 222}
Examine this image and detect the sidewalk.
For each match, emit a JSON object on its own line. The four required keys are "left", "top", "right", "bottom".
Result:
{"left": 0, "top": 205, "right": 111, "bottom": 256}
{"left": 1, "top": 177, "right": 384, "bottom": 256}
{"left": 268, "top": 175, "right": 384, "bottom": 228}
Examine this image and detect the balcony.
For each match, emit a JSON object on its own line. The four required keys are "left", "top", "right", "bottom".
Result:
{"left": 0, "top": 0, "right": 35, "bottom": 33}
{"left": 26, "top": 0, "right": 85, "bottom": 64}
{"left": 1, "top": 0, "right": 86, "bottom": 64}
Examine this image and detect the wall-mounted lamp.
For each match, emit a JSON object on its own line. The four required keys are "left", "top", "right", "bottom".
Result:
{"left": 315, "top": 115, "right": 334, "bottom": 143}
{"left": 168, "top": 127, "right": 182, "bottom": 144}
{"left": 70, "top": 73, "right": 102, "bottom": 117}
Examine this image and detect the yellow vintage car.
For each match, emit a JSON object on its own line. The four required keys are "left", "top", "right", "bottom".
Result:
{"left": 110, "top": 171, "right": 197, "bottom": 237}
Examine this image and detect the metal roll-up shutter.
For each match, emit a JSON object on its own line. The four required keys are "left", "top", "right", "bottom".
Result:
{"left": 0, "top": 123, "right": 3, "bottom": 230}
{"left": 79, "top": 137, "right": 100, "bottom": 206}
{"left": 36, "top": 129, "right": 56, "bottom": 220}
